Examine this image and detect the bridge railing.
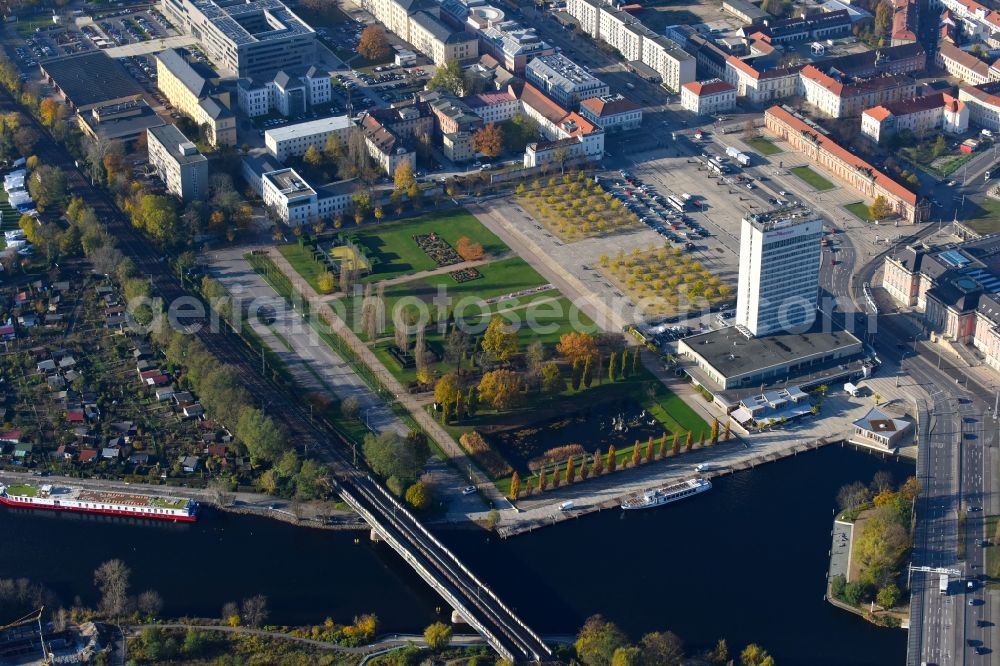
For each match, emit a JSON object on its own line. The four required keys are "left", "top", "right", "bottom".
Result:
{"left": 367, "top": 478, "right": 552, "bottom": 657}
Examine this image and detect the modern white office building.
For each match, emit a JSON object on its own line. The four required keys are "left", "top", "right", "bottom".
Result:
{"left": 264, "top": 115, "right": 355, "bottom": 161}
{"left": 525, "top": 53, "right": 609, "bottom": 108}
{"left": 238, "top": 66, "right": 332, "bottom": 118}
{"left": 736, "top": 213, "right": 822, "bottom": 337}
{"left": 146, "top": 124, "right": 208, "bottom": 202}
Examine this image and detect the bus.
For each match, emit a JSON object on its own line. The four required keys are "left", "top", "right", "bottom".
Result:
{"left": 666, "top": 195, "right": 686, "bottom": 212}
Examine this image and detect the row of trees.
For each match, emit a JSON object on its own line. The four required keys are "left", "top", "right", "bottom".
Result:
{"left": 518, "top": 172, "right": 640, "bottom": 239}
{"left": 574, "top": 614, "right": 774, "bottom": 666}
{"left": 508, "top": 419, "right": 731, "bottom": 500}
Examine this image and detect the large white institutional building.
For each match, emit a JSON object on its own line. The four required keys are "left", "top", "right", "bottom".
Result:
{"left": 735, "top": 214, "right": 823, "bottom": 337}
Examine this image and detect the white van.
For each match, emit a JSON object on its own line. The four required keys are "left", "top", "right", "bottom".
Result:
{"left": 559, "top": 500, "right": 575, "bottom": 511}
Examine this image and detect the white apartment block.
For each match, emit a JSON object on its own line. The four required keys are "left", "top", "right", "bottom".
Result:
{"left": 724, "top": 57, "right": 801, "bottom": 105}
{"left": 566, "top": 0, "right": 694, "bottom": 91}
{"left": 464, "top": 91, "right": 521, "bottom": 123}
{"left": 146, "top": 124, "right": 208, "bottom": 202}
{"left": 362, "top": 0, "right": 478, "bottom": 65}
{"left": 525, "top": 53, "right": 609, "bottom": 108}
{"left": 736, "top": 214, "right": 822, "bottom": 337}
{"left": 959, "top": 81, "right": 1000, "bottom": 131}
{"left": 265, "top": 115, "right": 355, "bottom": 161}
{"left": 641, "top": 36, "right": 696, "bottom": 93}
{"left": 680, "top": 79, "right": 737, "bottom": 115}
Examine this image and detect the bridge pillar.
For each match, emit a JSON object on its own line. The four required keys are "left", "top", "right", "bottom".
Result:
{"left": 369, "top": 528, "right": 381, "bottom": 543}
{"left": 450, "top": 610, "right": 466, "bottom": 624}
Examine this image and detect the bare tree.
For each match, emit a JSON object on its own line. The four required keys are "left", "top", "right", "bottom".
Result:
{"left": 444, "top": 327, "right": 471, "bottom": 370}
{"left": 221, "top": 601, "right": 240, "bottom": 623}
{"left": 94, "top": 559, "right": 131, "bottom": 618}
{"left": 836, "top": 481, "right": 870, "bottom": 511}
{"left": 871, "top": 470, "right": 894, "bottom": 495}
{"left": 393, "top": 308, "right": 410, "bottom": 353}
{"left": 241, "top": 595, "right": 269, "bottom": 627}
{"left": 136, "top": 590, "right": 164, "bottom": 618}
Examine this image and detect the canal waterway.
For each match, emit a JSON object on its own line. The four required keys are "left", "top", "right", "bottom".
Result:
{"left": 0, "top": 445, "right": 909, "bottom": 664}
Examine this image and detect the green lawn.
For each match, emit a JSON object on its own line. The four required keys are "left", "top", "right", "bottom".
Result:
{"left": 845, "top": 202, "right": 874, "bottom": 222}
{"left": 278, "top": 243, "right": 331, "bottom": 293}
{"left": 5, "top": 483, "right": 37, "bottom": 497}
{"left": 987, "top": 515, "right": 1000, "bottom": 583}
{"left": 350, "top": 208, "right": 509, "bottom": 283}
{"left": 746, "top": 137, "right": 782, "bottom": 156}
{"left": 342, "top": 256, "right": 550, "bottom": 336}
{"left": 791, "top": 166, "right": 835, "bottom": 191}
{"left": 963, "top": 198, "right": 1000, "bottom": 236}
{"left": 152, "top": 497, "right": 188, "bottom": 509}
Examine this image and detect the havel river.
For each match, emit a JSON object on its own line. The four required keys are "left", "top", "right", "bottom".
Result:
{"left": 0, "top": 445, "right": 908, "bottom": 665}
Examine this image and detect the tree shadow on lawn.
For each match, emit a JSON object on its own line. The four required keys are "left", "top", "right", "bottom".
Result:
{"left": 355, "top": 236, "right": 416, "bottom": 276}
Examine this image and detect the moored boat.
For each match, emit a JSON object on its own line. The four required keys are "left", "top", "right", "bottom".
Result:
{"left": 0, "top": 482, "right": 198, "bottom": 521}
{"left": 621, "top": 477, "right": 711, "bottom": 510}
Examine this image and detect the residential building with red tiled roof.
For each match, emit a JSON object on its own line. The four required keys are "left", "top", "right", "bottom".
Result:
{"left": 723, "top": 57, "right": 801, "bottom": 105}
{"left": 891, "top": 0, "right": 919, "bottom": 45}
{"left": 800, "top": 66, "right": 916, "bottom": 118}
{"left": 861, "top": 93, "right": 968, "bottom": 142}
{"left": 680, "top": 79, "right": 736, "bottom": 115}
{"left": 579, "top": 94, "right": 642, "bottom": 131}
{"left": 764, "top": 105, "right": 925, "bottom": 224}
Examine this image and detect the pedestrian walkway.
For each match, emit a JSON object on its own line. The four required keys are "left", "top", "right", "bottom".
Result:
{"left": 265, "top": 248, "right": 512, "bottom": 511}
{"left": 830, "top": 519, "right": 855, "bottom": 582}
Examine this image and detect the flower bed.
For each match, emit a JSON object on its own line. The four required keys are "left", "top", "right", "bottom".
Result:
{"left": 449, "top": 267, "right": 482, "bottom": 283}
{"left": 413, "top": 233, "right": 461, "bottom": 267}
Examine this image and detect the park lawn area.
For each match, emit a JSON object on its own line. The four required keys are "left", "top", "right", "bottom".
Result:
{"left": 371, "top": 292, "right": 598, "bottom": 384}
{"left": 963, "top": 198, "right": 1000, "bottom": 236}
{"left": 278, "top": 244, "right": 329, "bottom": 293}
{"left": 845, "top": 202, "right": 875, "bottom": 222}
{"left": 346, "top": 256, "right": 549, "bottom": 334}
{"left": 351, "top": 208, "right": 508, "bottom": 283}
{"left": 791, "top": 166, "right": 835, "bottom": 191}
{"left": 746, "top": 137, "right": 782, "bottom": 155}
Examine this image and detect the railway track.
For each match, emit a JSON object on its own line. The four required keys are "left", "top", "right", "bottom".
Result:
{"left": 1, "top": 90, "right": 551, "bottom": 662}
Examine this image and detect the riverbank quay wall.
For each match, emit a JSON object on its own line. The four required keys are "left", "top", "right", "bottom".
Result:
{"left": 497, "top": 439, "right": 906, "bottom": 538}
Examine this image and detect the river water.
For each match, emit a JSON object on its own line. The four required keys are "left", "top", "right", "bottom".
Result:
{"left": 0, "top": 445, "right": 908, "bottom": 665}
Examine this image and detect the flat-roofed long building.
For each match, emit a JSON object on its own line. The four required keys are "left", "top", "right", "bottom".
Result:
{"left": 160, "top": 0, "right": 316, "bottom": 78}
{"left": 264, "top": 115, "right": 355, "bottom": 161}
{"left": 146, "top": 124, "right": 208, "bottom": 201}
{"left": 525, "top": 53, "right": 609, "bottom": 108}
